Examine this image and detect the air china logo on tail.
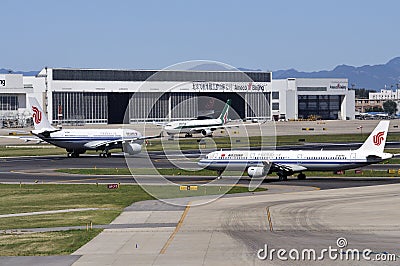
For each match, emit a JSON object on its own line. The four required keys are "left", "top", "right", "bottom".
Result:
{"left": 373, "top": 131, "right": 385, "bottom": 146}
{"left": 32, "top": 106, "right": 42, "bottom": 124}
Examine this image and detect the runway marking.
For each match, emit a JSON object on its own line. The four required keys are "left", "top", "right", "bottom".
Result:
{"left": 159, "top": 202, "right": 191, "bottom": 254}
{"left": 266, "top": 207, "right": 274, "bottom": 232}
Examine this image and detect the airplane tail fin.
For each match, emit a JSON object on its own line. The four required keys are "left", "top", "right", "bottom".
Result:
{"left": 357, "top": 121, "right": 390, "bottom": 153}
{"left": 218, "top": 99, "right": 231, "bottom": 124}
{"left": 28, "top": 97, "right": 56, "bottom": 132}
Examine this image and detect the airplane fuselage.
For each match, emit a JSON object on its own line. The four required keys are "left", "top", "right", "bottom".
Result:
{"left": 198, "top": 150, "right": 393, "bottom": 172}
{"left": 164, "top": 119, "right": 222, "bottom": 135}
{"left": 33, "top": 128, "right": 143, "bottom": 151}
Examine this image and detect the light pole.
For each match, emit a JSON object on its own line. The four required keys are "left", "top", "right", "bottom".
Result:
{"left": 357, "top": 125, "right": 363, "bottom": 138}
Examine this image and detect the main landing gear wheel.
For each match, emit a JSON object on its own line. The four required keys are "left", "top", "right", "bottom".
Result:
{"left": 68, "top": 152, "right": 79, "bottom": 158}
{"left": 99, "top": 152, "right": 112, "bottom": 158}
{"left": 297, "top": 173, "right": 306, "bottom": 180}
{"left": 278, "top": 174, "right": 288, "bottom": 181}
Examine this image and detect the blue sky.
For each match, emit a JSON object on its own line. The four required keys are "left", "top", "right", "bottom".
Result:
{"left": 2, "top": 0, "right": 400, "bottom": 71}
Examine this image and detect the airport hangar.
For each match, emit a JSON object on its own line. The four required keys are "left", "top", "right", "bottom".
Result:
{"left": 1, "top": 68, "right": 355, "bottom": 125}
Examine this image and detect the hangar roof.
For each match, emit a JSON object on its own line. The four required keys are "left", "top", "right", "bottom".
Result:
{"left": 49, "top": 68, "right": 271, "bottom": 83}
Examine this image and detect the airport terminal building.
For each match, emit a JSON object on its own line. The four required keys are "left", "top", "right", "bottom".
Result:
{"left": 0, "top": 68, "right": 355, "bottom": 126}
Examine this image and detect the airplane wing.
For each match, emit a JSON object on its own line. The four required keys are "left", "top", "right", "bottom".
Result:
{"left": 268, "top": 162, "right": 307, "bottom": 175}
{"left": 188, "top": 122, "right": 261, "bottom": 134}
{"left": 152, "top": 121, "right": 168, "bottom": 127}
{"left": 188, "top": 127, "right": 216, "bottom": 134}
{"left": 84, "top": 132, "right": 162, "bottom": 149}
{"left": 0, "top": 135, "right": 45, "bottom": 143}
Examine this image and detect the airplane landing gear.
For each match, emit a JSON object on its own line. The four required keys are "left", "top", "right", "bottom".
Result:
{"left": 217, "top": 170, "right": 223, "bottom": 179}
{"left": 297, "top": 173, "right": 306, "bottom": 180}
{"left": 99, "top": 151, "right": 112, "bottom": 158}
{"left": 67, "top": 152, "right": 80, "bottom": 158}
{"left": 278, "top": 173, "right": 288, "bottom": 181}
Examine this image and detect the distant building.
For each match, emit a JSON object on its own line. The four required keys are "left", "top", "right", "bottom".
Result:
{"left": 272, "top": 78, "right": 355, "bottom": 120}
{"left": 369, "top": 89, "right": 400, "bottom": 100}
{"left": 354, "top": 88, "right": 400, "bottom": 115}
{"left": 355, "top": 99, "right": 384, "bottom": 113}
{"left": 0, "top": 69, "right": 355, "bottom": 126}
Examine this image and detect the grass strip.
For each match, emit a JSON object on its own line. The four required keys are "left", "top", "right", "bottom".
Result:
{"left": 0, "top": 183, "right": 265, "bottom": 255}
{"left": 0, "top": 230, "right": 101, "bottom": 256}
{"left": 56, "top": 167, "right": 400, "bottom": 178}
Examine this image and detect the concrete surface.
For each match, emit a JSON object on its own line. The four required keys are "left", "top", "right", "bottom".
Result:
{"left": 71, "top": 184, "right": 400, "bottom": 265}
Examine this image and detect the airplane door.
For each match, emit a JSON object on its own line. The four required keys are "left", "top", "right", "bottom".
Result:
{"left": 350, "top": 153, "right": 356, "bottom": 162}
{"left": 249, "top": 153, "right": 255, "bottom": 160}
{"left": 297, "top": 154, "right": 302, "bottom": 164}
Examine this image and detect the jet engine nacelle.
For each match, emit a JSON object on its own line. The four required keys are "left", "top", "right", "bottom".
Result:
{"left": 247, "top": 166, "right": 266, "bottom": 178}
{"left": 123, "top": 142, "right": 142, "bottom": 155}
{"left": 201, "top": 129, "right": 212, "bottom": 136}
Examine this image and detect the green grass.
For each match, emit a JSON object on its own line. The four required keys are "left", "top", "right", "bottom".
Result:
{"left": 304, "top": 170, "right": 400, "bottom": 177}
{"left": 56, "top": 167, "right": 222, "bottom": 176}
{"left": 0, "top": 184, "right": 264, "bottom": 229}
{"left": 144, "top": 132, "right": 400, "bottom": 150}
{"left": 0, "top": 146, "right": 67, "bottom": 157}
{"left": 57, "top": 167, "right": 400, "bottom": 178}
{"left": 0, "top": 230, "right": 101, "bottom": 256}
{"left": 0, "top": 183, "right": 265, "bottom": 255}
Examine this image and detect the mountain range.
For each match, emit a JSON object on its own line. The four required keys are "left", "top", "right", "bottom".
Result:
{"left": 0, "top": 68, "right": 39, "bottom": 76}
{"left": 272, "top": 57, "right": 400, "bottom": 91}
{"left": 2, "top": 57, "right": 400, "bottom": 91}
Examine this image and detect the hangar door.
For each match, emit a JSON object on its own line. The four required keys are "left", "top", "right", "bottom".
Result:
{"left": 108, "top": 92, "right": 132, "bottom": 124}
{"left": 197, "top": 92, "right": 245, "bottom": 120}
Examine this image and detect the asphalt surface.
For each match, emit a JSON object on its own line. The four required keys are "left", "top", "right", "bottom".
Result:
{"left": 1, "top": 149, "right": 400, "bottom": 265}
{"left": 1, "top": 152, "right": 400, "bottom": 190}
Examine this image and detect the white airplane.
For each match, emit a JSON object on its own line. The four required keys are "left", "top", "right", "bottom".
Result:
{"left": 163, "top": 99, "right": 233, "bottom": 138}
{"left": 198, "top": 121, "right": 392, "bottom": 180}
{"left": 6, "top": 98, "right": 161, "bottom": 158}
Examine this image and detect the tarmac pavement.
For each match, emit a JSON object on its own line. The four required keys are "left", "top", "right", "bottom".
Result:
{"left": 71, "top": 184, "right": 400, "bottom": 265}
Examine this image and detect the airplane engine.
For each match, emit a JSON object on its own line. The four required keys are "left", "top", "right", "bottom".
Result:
{"left": 201, "top": 129, "right": 212, "bottom": 136}
{"left": 123, "top": 142, "right": 142, "bottom": 155}
{"left": 247, "top": 166, "right": 266, "bottom": 178}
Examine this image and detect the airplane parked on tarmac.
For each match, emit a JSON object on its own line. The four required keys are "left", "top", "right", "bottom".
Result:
{"left": 198, "top": 121, "right": 392, "bottom": 180}
{"left": 163, "top": 99, "right": 233, "bottom": 138}
{"left": 163, "top": 99, "right": 260, "bottom": 138}
{"left": 5, "top": 98, "right": 161, "bottom": 158}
